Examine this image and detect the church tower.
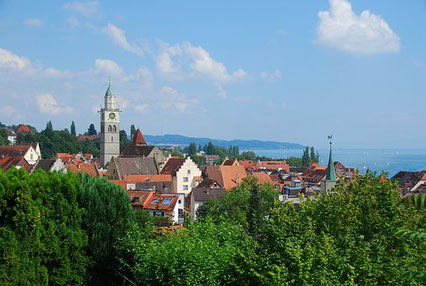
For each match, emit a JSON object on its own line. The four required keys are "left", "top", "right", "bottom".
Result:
{"left": 100, "top": 82, "right": 120, "bottom": 166}
{"left": 321, "top": 136, "right": 337, "bottom": 193}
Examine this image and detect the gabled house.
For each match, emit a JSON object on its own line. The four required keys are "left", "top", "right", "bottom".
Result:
{"left": 0, "top": 143, "right": 41, "bottom": 166}
{"left": 120, "top": 129, "right": 166, "bottom": 166}
{"left": 222, "top": 157, "right": 240, "bottom": 166}
{"left": 33, "top": 158, "right": 67, "bottom": 173}
{"left": 160, "top": 157, "right": 202, "bottom": 196}
{"left": 15, "top": 124, "right": 32, "bottom": 134}
{"left": 107, "top": 157, "right": 159, "bottom": 180}
{"left": 127, "top": 190, "right": 185, "bottom": 224}
{"left": 189, "top": 187, "right": 226, "bottom": 220}
{"left": 393, "top": 171, "right": 426, "bottom": 195}
{"left": 1, "top": 128, "right": 16, "bottom": 145}
{"left": 205, "top": 165, "right": 247, "bottom": 190}
{"left": 67, "top": 161, "right": 99, "bottom": 177}
{"left": 256, "top": 160, "right": 290, "bottom": 173}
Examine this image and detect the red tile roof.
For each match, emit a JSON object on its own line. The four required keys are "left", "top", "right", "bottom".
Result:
{"left": 15, "top": 124, "right": 31, "bottom": 133}
{"left": 251, "top": 172, "right": 273, "bottom": 185}
{"left": 161, "top": 158, "right": 186, "bottom": 175}
{"left": 257, "top": 161, "right": 290, "bottom": 171}
{"left": 132, "top": 129, "right": 147, "bottom": 146}
{"left": 0, "top": 145, "right": 32, "bottom": 158}
{"left": 123, "top": 174, "right": 173, "bottom": 182}
{"left": 67, "top": 162, "right": 98, "bottom": 177}
{"left": 205, "top": 165, "right": 247, "bottom": 190}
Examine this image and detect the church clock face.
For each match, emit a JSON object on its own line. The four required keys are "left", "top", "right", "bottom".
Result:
{"left": 109, "top": 112, "right": 116, "bottom": 120}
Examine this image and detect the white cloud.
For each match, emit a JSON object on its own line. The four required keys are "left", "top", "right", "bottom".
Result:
{"left": 94, "top": 59, "right": 123, "bottom": 76}
{"left": 0, "top": 105, "right": 24, "bottom": 122}
{"left": 63, "top": 1, "right": 100, "bottom": 18}
{"left": 157, "top": 86, "right": 193, "bottom": 113}
{"left": 103, "top": 24, "right": 144, "bottom": 56}
{"left": 36, "top": 93, "right": 73, "bottom": 115}
{"left": 44, "top": 67, "right": 72, "bottom": 79}
{"left": 317, "top": 0, "right": 400, "bottom": 54}
{"left": 116, "top": 97, "right": 128, "bottom": 110}
{"left": 0, "top": 48, "right": 31, "bottom": 70}
{"left": 24, "top": 18, "right": 44, "bottom": 27}
{"left": 125, "top": 66, "right": 154, "bottom": 89}
{"left": 67, "top": 16, "right": 80, "bottom": 28}
{"left": 133, "top": 104, "right": 149, "bottom": 113}
{"left": 156, "top": 41, "right": 248, "bottom": 83}
{"left": 214, "top": 83, "right": 227, "bottom": 98}
{"left": 260, "top": 70, "right": 281, "bottom": 80}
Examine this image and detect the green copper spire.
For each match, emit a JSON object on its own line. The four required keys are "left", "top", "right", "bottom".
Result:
{"left": 105, "top": 79, "right": 114, "bottom": 97}
{"left": 326, "top": 139, "right": 336, "bottom": 181}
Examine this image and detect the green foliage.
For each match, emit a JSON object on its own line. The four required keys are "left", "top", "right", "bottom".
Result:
{"left": 235, "top": 172, "right": 426, "bottom": 285}
{"left": 121, "top": 220, "right": 253, "bottom": 285}
{"left": 87, "top": 123, "right": 97, "bottom": 135}
{"left": 0, "top": 131, "right": 6, "bottom": 146}
{"left": 17, "top": 122, "right": 100, "bottom": 158}
{"left": 0, "top": 168, "right": 89, "bottom": 285}
{"left": 286, "top": 156, "right": 303, "bottom": 167}
{"left": 130, "top": 124, "right": 136, "bottom": 138}
{"left": 70, "top": 121, "right": 76, "bottom": 136}
{"left": 78, "top": 174, "right": 135, "bottom": 284}
{"left": 302, "top": 146, "right": 319, "bottom": 166}
{"left": 188, "top": 142, "right": 197, "bottom": 156}
{"left": 239, "top": 151, "right": 257, "bottom": 161}
{"left": 120, "top": 130, "right": 130, "bottom": 150}
{"left": 405, "top": 193, "right": 426, "bottom": 209}
{"left": 197, "top": 177, "right": 277, "bottom": 233}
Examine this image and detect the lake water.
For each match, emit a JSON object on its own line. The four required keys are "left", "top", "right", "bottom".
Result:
{"left": 241, "top": 148, "right": 426, "bottom": 177}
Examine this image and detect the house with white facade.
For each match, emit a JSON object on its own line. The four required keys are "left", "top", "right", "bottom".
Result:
{"left": 160, "top": 157, "right": 202, "bottom": 196}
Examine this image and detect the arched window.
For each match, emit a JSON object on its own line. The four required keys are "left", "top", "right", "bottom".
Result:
{"left": 108, "top": 125, "right": 112, "bottom": 132}
{"left": 111, "top": 136, "right": 114, "bottom": 142}
{"left": 113, "top": 125, "right": 117, "bottom": 132}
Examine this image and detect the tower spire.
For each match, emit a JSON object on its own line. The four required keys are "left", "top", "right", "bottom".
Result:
{"left": 326, "top": 135, "right": 336, "bottom": 181}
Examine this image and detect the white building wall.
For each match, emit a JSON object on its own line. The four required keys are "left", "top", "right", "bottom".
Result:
{"left": 175, "top": 158, "right": 202, "bottom": 196}
{"left": 24, "top": 146, "right": 41, "bottom": 165}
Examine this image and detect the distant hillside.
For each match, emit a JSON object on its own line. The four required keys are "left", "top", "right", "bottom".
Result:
{"left": 144, "top": 134, "right": 305, "bottom": 150}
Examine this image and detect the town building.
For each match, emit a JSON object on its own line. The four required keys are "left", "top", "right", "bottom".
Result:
{"left": 107, "top": 157, "right": 159, "bottom": 180}
{"left": 160, "top": 157, "right": 202, "bottom": 196}
{"left": 33, "top": 158, "right": 67, "bottom": 173}
{"left": 100, "top": 82, "right": 120, "bottom": 167}
{"left": 320, "top": 141, "right": 337, "bottom": 193}
{"left": 120, "top": 129, "right": 166, "bottom": 165}
{"left": 0, "top": 143, "right": 41, "bottom": 166}
{"left": 127, "top": 190, "right": 185, "bottom": 224}
{"left": 189, "top": 186, "right": 226, "bottom": 220}
{"left": 392, "top": 171, "right": 426, "bottom": 196}
{"left": 205, "top": 165, "right": 247, "bottom": 190}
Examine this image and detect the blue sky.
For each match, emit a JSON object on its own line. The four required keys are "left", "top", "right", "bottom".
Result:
{"left": 0, "top": 0, "right": 425, "bottom": 148}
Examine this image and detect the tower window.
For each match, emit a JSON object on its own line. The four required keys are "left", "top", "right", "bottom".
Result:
{"left": 111, "top": 136, "right": 113, "bottom": 142}
{"left": 108, "top": 125, "right": 112, "bottom": 132}
{"left": 113, "top": 125, "right": 117, "bottom": 132}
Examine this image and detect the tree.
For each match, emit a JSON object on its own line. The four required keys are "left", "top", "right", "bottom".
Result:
{"left": 310, "top": 147, "right": 316, "bottom": 163}
{"left": 188, "top": 142, "right": 197, "bottom": 156}
{"left": 130, "top": 125, "right": 136, "bottom": 138}
{"left": 239, "top": 151, "right": 257, "bottom": 161}
{"left": 302, "top": 146, "right": 310, "bottom": 166}
{"left": 206, "top": 142, "right": 215, "bottom": 155}
{"left": 0, "top": 168, "right": 89, "bottom": 285}
{"left": 71, "top": 121, "right": 76, "bottom": 136}
{"left": 234, "top": 173, "right": 426, "bottom": 284}
{"left": 87, "top": 124, "right": 97, "bottom": 135}
{"left": 78, "top": 174, "right": 135, "bottom": 285}
{"left": 120, "top": 130, "right": 130, "bottom": 150}
{"left": 0, "top": 129, "right": 8, "bottom": 145}
{"left": 119, "top": 220, "right": 253, "bottom": 285}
